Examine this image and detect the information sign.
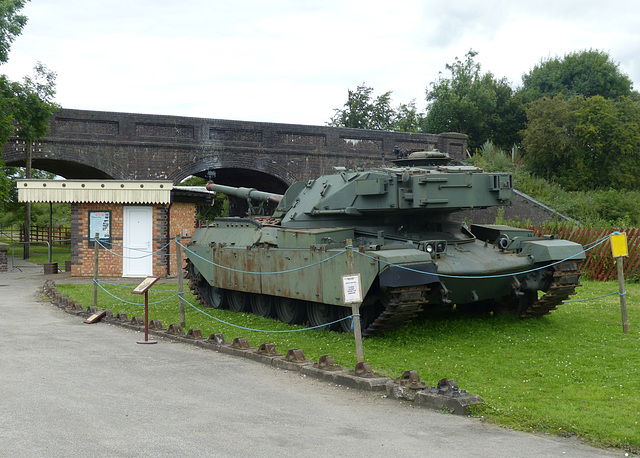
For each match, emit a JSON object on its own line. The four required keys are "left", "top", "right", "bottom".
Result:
{"left": 610, "top": 232, "right": 628, "bottom": 258}
{"left": 132, "top": 276, "right": 160, "bottom": 295}
{"left": 88, "top": 210, "right": 111, "bottom": 247}
{"left": 342, "top": 274, "right": 363, "bottom": 304}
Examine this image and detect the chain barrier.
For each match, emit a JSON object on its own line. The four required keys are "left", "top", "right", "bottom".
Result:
{"left": 93, "top": 279, "right": 180, "bottom": 306}
{"left": 181, "top": 293, "right": 354, "bottom": 333}
{"left": 97, "top": 239, "right": 174, "bottom": 259}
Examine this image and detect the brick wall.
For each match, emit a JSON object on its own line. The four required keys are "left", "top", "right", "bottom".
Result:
{"left": 71, "top": 201, "right": 197, "bottom": 277}
{"left": 72, "top": 203, "right": 122, "bottom": 277}
{"left": 168, "top": 202, "right": 198, "bottom": 276}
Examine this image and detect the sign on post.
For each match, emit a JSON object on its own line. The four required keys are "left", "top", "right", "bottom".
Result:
{"left": 132, "top": 276, "right": 160, "bottom": 344}
{"left": 610, "top": 232, "right": 628, "bottom": 258}
{"left": 342, "top": 274, "right": 363, "bottom": 304}
{"left": 344, "top": 240, "right": 364, "bottom": 364}
{"left": 610, "top": 232, "right": 629, "bottom": 334}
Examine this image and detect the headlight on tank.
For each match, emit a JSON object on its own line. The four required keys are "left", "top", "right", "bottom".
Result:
{"left": 421, "top": 240, "right": 446, "bottom": 254}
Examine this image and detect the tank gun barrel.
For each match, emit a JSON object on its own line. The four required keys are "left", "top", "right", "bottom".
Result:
{"left": 206, "top": 182, "right": 283, "bottom": 204}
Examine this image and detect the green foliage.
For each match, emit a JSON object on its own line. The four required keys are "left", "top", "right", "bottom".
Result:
{"left": 0, "top": 75, "right": 15, "bottom": 145}
{"left": 0, "top": 0, "right": 28, "bottom": 146}
{"left": 423, "top": 50, "right": 523, "bottom": 150}
{"left": 521, "top": 95, "right": 640, "bottom": 191}
{"left": 329, "top": 83, "right": 396, "bottom": 130}
{"left": 468, "top": 141, "right": 515, "bottom": 172}
{"left": 0, "top": 0, "right": 27, "bottom": 64}
{"left": 11, "top": 62, "right": 60, "bottom": 141}
{"left": 520, "top": 49, "right": 636, "bottom": 101}
{"left": 56, "top": 279, "right": 640, "bottom": 453}
{"left": 329, "top": 83, "right": 424, "bottom": 132}
{"left": 392, "top": 99, "right": 424, "bottom": 133}
{"left": 0, "top": 167, "right": 70, "bottom": 226}
{"left": 0, "top": 201, "right": 70, "bottom": 227}
{"left": 178, "top": 175, "right": 229, "bottom": 220}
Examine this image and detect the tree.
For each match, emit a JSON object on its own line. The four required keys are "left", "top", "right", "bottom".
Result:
{"left": 520, "top": 49, "right": 636, "bottom": 102}
{"left": 10, "top": 62, "right": 60, "bottom": 257}
{"left": 0, "top": 0, "right": 27, "bottom": 64}
{"left": 520, "top": 95, "right": 580, "bottom": 185}
{"left": 11, "top": 62, "right": 59, "bottom": 141}
{"left": 422, "top": 50, "right": 523, "bottom": 150}
{"left": 521, "top": 94, "right": 640, "bottom": 191}
{"left": 393, "top": 100, "right": 423, "bottom": 133}
{"left": 0, "top": 0, "right": 28, "bottom": 145}
{"left": 329, "top": 83, "right": 396, "bottom": 130}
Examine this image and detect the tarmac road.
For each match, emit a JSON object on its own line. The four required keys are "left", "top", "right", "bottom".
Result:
{"left": 0, "top": 267, "right": 623, "bottom": 457}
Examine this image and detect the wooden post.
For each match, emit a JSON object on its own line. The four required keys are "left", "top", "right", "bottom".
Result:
{"left": 346, "top": 239, "right": 364, "bottom": 363}
{"left": 93, "top": 232, "right": 99, "bottom": 307}
{"left": 175, "top": 235, "right": 186, "bottom": 328}
{"left": 616, "top": 257, "right": 629, "bottom": 334}
{"left": 133, "top": 277, "right": 159, "bottom": 345}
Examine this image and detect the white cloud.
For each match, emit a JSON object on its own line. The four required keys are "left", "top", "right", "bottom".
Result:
{"left": 2, "top": 0, "right": 639, "bottom": 125}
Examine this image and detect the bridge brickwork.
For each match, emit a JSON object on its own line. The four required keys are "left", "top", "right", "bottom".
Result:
{"left": 2, "top": 108, "right": 468, "bottom": 193}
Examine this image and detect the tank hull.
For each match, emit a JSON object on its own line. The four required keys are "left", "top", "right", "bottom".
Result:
{"left": 185, "top": 218, "right": 585, "bottom": 335}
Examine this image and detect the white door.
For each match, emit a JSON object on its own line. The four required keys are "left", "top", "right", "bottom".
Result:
{"left": 123, "top": 206, "right": 153, "bottom": 277}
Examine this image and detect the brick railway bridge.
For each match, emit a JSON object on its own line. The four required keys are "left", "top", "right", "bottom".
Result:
{"left": 3, "top": 108, "right": 563, "bottom": 223}
{"left": 2, "top": 108, "right": 467, "bottom": 194}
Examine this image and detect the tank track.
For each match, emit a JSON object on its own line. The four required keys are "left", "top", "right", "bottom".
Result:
{"left": 185, "top": 260, "right": 209, "bottom": 307}
{"left": 518, "top": 260, "right": 583, "bottom": 318}
{"left": 362, "top": 286, "right": 428, "bottom": 336}
{"left": 184, "top": 259, "right": 428, "bottom": 335}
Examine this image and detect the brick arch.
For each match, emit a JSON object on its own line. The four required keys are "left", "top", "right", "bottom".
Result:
{"left": 170, "top": 153, "right": 298, "bottom": 192}
{"left": 5, "top": 141, "right": 127, "bottom": 180}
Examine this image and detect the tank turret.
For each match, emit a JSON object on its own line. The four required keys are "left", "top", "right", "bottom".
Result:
{"left": 277, "top": 152, "right": 513, "bottom": 227}
{"left": 186, "top": 150, "right": 585, "bottom": 336}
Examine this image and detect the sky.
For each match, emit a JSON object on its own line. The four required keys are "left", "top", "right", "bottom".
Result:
{"left": 2, "top": 0, "right": 640, "bottom": 126}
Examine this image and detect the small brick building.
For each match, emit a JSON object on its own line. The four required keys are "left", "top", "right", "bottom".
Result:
{"left": 17, "top": 180, "right": 213, "bottom": 277}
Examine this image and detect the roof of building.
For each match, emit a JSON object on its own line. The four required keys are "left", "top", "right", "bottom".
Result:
{"left": 17, "top": 180, "right": 181, "bottom": 204}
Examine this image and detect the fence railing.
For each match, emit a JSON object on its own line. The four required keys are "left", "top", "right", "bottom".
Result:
{"left": 527, "top": 225, "right": 638, "bottom": 282}
{"left": 19, "top": 225, "right": 71, "bottom": 245}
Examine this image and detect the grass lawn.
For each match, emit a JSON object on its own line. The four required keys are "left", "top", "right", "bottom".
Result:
{"left": 1, "top": 237, "right": 71, "bottom": 266}
{"left": 54, "top": 279, "right": 639, "bottom": 454}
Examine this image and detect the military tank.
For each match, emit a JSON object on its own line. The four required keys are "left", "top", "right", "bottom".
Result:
{"left": 185, "top": 150, "right": 584, "bottom": 336}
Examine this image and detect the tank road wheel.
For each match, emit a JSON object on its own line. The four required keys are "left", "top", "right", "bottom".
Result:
{"left": 250, "top": 294, "right": 275, "bottom": 317}
{"left": 306, "top": 302, "right": 336, "bottom": 330}
{"left": 227, "top": 290, "right": 250, "bottom": 313}
{"left": 275, "top": 297, "right": 306, "bottom": 324}
{"left": 207, "top": 285, "right": 226, "bottom": 309}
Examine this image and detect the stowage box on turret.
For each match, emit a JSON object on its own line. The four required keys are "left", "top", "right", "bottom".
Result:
{"left": 185, "top": 150, "right": 584, "bottom": 336}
